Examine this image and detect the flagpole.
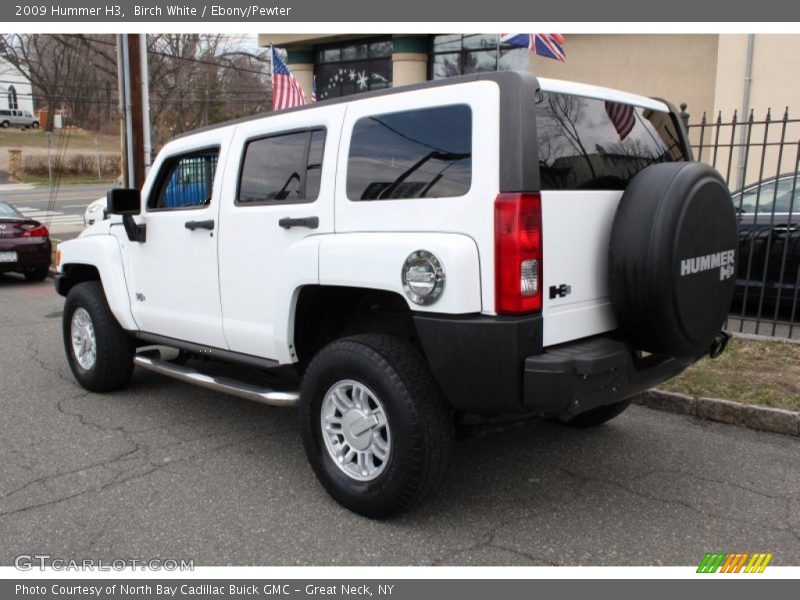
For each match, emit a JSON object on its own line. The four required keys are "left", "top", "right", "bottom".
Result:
{"left": 269, "top": 42, "right": 275, "bottom": 110}
{"left": 269, "top": 43, "right": 273, "bottom": 110}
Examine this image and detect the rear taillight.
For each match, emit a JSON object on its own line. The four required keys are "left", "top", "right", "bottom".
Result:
{"left": 21, "top": 224, "right": 49, "bottom": 238}
{"left": 494, "top": 193, "right": 542, "bottom": 314}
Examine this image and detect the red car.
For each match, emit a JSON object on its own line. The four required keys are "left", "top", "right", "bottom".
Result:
{"left": 0, "top": 200, "right": 51, "bottom": 281}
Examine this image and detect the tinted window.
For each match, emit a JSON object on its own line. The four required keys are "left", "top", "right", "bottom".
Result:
{"left": 238, "top": 129, "right": 325, "bottom": 204}
{"left": 347, "top": 105, "right": 472, "bottom": 201}
{"left": 536, "top": 91, "right": 687, "bottom": 191}
{"left": 430, "top": 34, "right": 530, "bottom": 79}
{"left": 150, "top": 149, "right": 219, "bottom": 210}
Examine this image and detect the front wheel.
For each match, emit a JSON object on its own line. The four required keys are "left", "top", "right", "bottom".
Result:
{"left": 299, "top": 335, "right": 453, "bottom": 518}
{"left": 63, "top": 281, "right": 135, "bottom": 392}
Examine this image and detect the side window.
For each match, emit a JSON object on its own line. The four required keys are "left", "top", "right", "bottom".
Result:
{"left": 535, "top": 91, "right": 687, "bottom": 191}
{"left": 738, "top": 177, "right": 798, "bottom": 214}
{"left": 150, "top": 149, "right": 219, "bottom": 210}
{"left": 237, "top": 129, "right": 326, "bottom": 204}
{"left": 346, "top": 104, "right": 472, "bottom": 201}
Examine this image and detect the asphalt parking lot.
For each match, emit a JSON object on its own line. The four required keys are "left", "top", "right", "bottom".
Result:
{"left": 1, "top": 275, "right": 799, "bottom": 566}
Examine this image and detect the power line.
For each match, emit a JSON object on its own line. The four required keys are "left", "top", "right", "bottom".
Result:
{"left": 69, "top": 35, "right": 270, "bottom": 77}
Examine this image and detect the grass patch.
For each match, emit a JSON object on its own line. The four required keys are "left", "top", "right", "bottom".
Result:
{"left": 660, "top": 337, "right": 800, "bottom": 412}
{"left": 0, "top": 129, "right": 119, "bottom": 152}
{"left": 14, "top": 173, "right": 115, "bottom": 185}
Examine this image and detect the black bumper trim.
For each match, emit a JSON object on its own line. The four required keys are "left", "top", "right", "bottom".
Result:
{"left": 414, "top": 312, "right": 702, "bottom": 416}
{"left": 523, "top": 337, "right": 699, "bottom": 416}
{"left": 413, "top": 312, "right": 543, "bottom": 414}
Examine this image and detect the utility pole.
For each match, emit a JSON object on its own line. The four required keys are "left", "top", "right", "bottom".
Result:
{"left": 116, "top": 34, "right": 152, "bottom": 189}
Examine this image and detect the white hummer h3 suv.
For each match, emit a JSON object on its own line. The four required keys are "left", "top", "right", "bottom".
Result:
{"left": 56, "top": 72, "right": 737, "bottom": 517}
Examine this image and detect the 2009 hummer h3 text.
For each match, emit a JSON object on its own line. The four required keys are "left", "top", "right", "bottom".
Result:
{"left": 56, "top": 72, "right": 737, "bottom": 517}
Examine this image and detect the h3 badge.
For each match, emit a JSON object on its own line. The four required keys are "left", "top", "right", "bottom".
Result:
{"left": 549, "top": 284, "right": 572, "bottom": 299}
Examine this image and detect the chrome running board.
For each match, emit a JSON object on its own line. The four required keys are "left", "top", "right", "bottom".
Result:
{"left": 133, "top": 350, "right": 299, "bottom": 407}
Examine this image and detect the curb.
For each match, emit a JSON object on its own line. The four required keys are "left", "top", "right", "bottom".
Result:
{"left": 634, "top": 390, "right": 800, "bottom": 437}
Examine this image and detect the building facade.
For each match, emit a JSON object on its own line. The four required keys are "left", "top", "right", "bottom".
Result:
{"left": 259, "top": 34, "right": 800, "bottom": 125}
{"left": 0, "top": 58, "right": 35, "bottom": 114}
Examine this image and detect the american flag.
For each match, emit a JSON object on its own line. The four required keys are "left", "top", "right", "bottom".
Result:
{"left": 499, "top": 34, "right": 566, "bottom": 62}
{"left": 271, "top": 46, "right": 307, "bottom": 110}
{"left": 604, "top": 101, "right": 636, "bottom": 140}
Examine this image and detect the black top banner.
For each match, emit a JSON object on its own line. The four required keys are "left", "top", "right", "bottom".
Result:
{"left": 2, "top": 0, "right": 800, "bottom": 22}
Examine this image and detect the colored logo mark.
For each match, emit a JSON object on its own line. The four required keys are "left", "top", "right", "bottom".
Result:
{"left": 697, "top": 552, "right": 773, "bottom": 573}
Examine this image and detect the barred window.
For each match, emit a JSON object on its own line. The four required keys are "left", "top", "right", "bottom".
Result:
{"left": 150, "top": 149, "right": 219, "bottom": 210}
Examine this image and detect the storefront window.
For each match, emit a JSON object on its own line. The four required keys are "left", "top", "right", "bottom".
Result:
{"left": 314, "top": 38, "right": 392, "bottom": 100}
{"left": 430, "top": 34, "right": 530, "bottom": 79}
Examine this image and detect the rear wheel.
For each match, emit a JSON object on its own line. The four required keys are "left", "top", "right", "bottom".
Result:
{"left": 63, "top": 281, "right": 135, "bottom": 392}
{"left": 556, "top": 400, "right": 631, "bottom": 428}
{"left": 24, "top": 265, "right": 49, "bottom": 281}
{"left": 299, "top": 334, "right": 453, "bottom": 518}
{"left": 0, "top": 121, "right": 9, "bottom": 128}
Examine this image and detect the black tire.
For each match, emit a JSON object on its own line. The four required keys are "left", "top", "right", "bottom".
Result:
{"left": 31, "top": 121, "right": 39, "bottom": 129}
{"left": 556, "top": 400, "right": 631, "bottom": 428}
{"left": 299, "top": 334, "right": 453, "bottom": 518}
{"left": 608, "top": 162, "right": 738, "bottom": 356}
{"left": 0, "top": 121, "right": 9, "bottom": 128}
{"left": 63, "top": 281, "right": 135, "bottom": 393}
{"left": 24, "top": 265, "right": 49, "bottom": 281}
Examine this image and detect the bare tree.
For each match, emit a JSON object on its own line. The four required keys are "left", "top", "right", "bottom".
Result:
{"left": 0, "top": 33, "right": 271, "bottom": 144}
{"left": 0, "top": 34, "right": 94, "bottom": 131}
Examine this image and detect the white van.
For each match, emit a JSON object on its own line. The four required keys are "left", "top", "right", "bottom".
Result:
{"left": 0, "top": 109, "right": 39, "bottom": 129}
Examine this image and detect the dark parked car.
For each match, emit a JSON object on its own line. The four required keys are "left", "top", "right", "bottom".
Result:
{"left": 732, "top": 173, "right": 800, "bottom": 317}
{"left": 0, "top": 201, "right": 51, "bottom": 281}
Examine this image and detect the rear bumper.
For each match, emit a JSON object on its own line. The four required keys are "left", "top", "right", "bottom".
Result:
{"left": 523, "top": 337, "right": 699, "bottom": 416}
{"left": 0, "top": 238, "right": 51, "bottom": 272}
{"left": 414, "top": 313, "right": 702, "bottom": 415}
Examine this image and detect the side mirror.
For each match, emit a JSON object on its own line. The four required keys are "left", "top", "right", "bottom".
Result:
{"left": 107, "top": 188, "right": 146, "bottom": 243}
{"left": 107, "top": 188, "right": 141, "bottom": 215}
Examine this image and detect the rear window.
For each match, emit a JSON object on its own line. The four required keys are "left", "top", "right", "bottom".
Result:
{"left": 536, "top": 91, "right": 686, "bottom": 191}
{"left": 0, "top": 203, "right": 21, "bottom": 218}
{"left": 347, "top": 104, "right": 472, "bottom": 201}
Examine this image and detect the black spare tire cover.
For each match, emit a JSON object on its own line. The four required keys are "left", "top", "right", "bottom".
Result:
{"left": 608, "top": 162, "right": 737, "bottom": 356}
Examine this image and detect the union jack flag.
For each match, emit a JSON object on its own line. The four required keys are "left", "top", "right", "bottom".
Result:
{"left": 271, "top": 46, "right": 307, "bottom": 110}
{"left": 499, "top": 34, "right": 566, "bottom": 62}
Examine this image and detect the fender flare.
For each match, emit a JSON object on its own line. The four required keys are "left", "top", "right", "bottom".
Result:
{"left": 57, "top": 235, "right": 137, "bottom": 331}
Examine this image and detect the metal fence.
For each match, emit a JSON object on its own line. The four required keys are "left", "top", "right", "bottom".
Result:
{"left": 682, "top": 105, "right": 800, "bottom": 341}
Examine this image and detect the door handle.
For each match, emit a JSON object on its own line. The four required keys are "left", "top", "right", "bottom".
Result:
{"left": 185, "top": 219, "right": 215, "bottom": 231}
{"left": 278, "top": 216, "right": 319, "bottom": 229}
